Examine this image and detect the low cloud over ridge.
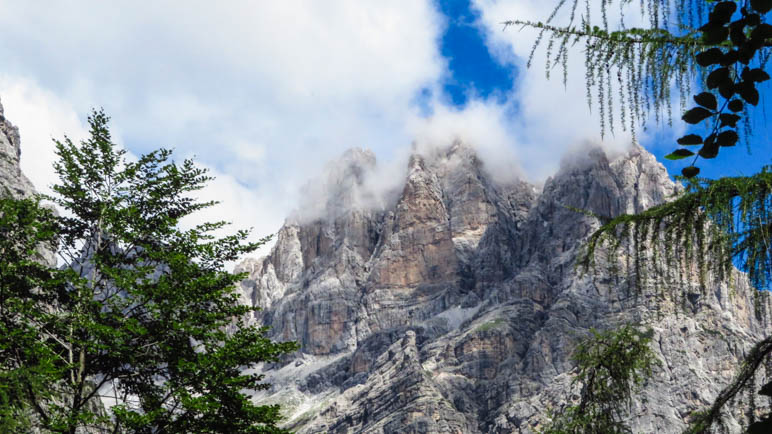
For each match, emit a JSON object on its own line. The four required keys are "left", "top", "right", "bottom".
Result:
{"left": 0, "top": 0, "right": 648, "bottom": 257}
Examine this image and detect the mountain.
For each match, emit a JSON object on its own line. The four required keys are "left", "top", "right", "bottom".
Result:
{"left": 2, "top": 97, "right": 768, "bottom": 432}
{"left": 236, "top": 141, "right": 772, "bottom": 433}
{"left": 0, "top": 99, "right": 35, "bottom": 198}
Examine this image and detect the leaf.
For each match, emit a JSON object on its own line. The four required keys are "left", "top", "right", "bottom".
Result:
{"left": 696, "top": 48, "right": 724, "bottom": 67}
{"left": 716, "top": 130, "right": 739, "bottom": 147}
{"left": 677, "top": 134, "right": 703, "bottom": 145}
{"left": 707, "top": 67, "right": 731, "bottom": 89}
{"left": 665, "top": 149, "right": 696, "bottom": 160}
{"left": 748, "top": 416, "right": 772, "bottom": 434}
{"left": 743, "top": 68, "right": 770, "bottom": 83}
{"left": 730, "top": 24, "right": 747, "bottom": 46}
{"left": 728, "top": 99, "right": 744, "bottom": 112}
{"left": 702, "top": 25, "right": 729, "bottom": 45}
{"left": 718, "top": 83, "right": 735, "bottom": 99}
{"left": 719, "top": 49, "right": 739, "bottom": 66}
{"left": 720, "top": 113, "right": 741, "bottom": 127}
{"left": 709, "top": 2, "right": 737, "bottom": 23}
{"left": 699, "top": 141, "right": 720, "bottom": 159}
{"left": 694, "top": 92, "right": 718, "bottom": 110}
{"left": 751, "top": 24, "right": 772, "bottom": 41}
{"left": 682, "top": 107, "right": 713, "bottom": 124}
{"left": 739, "top": 82, "right": 760, "bottom": 105}
{"left": 751, "top": 0, "right": 772, "bottom": 13}
{"left": 682, "top": 166, "right": 700, "bottom": 178}
{"left": 738, "top": 45, "right": 756, "bottom": 64}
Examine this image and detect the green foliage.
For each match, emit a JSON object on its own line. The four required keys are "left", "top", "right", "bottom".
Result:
{"left": 541, "top": 325, "right": 657, "bottom": 434}
{"left": 673, "top": 2, "right": 772, "bottom": 177}
{"left": 512, "top": 2, "right": 772, "bottom": 429}
{"left": 504, "top": 0, "right": 772, "bottom": 175}
{"left": 580, "top": 168, "right": 772, "bottom": 297}
{"left": 0, "top": 198, "right": 64, "bottom": 432}
{"left": 0, "top": 110, "right": 298, "bottom": 433}
{"left": 503, "top": 0, "right": 711, "bottom": 140}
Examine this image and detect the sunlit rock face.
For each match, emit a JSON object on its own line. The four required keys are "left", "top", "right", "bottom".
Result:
{"left": 238, "top": 141, "right": 770, "bottom": 433}
{"left": 0, "top": 99, "right": 35, "bottom": 198}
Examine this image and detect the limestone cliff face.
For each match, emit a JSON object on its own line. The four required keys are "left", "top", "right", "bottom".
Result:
{"left": 239, "top": 142, "right": 771, "bottom": 433}
{"left": 0, "top": 99, "right": 35, "bottom": 198}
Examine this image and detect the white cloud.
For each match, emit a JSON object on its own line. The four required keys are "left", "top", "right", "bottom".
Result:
{"left": 471, "top": 0, "right": 641, "bottom": 175}
{"left": 0, "top": 1, "right": 446, "bottom": 263}
{"left": 0, "top": 76, "right": 90, "bottom": 196}
{"left": 0, "top": 0, "right": 674, "bottom": 269}
{"left": 407, "top": 99, "right": 525, "bottom": 183}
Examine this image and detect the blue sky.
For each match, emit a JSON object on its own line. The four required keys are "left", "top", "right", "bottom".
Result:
{"left": 436, "top": 0, "right": 771, "bottom": 181}
{"left": 0, "top": 0, "right": 769, "bottom": 254}
{"left": 436, "top": 0, "right": 514, "bottom": 106}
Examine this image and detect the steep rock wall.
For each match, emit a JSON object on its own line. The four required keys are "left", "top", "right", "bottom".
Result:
{"left": 238, "top": 142, "right": 771, "bottom": 433}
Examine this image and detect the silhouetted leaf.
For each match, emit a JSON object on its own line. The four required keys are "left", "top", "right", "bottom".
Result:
{"left": 699, "top": 141, "right": 720, "bottom": 159}
{"left": 682, "top": 166, "right": 700, "bottom": 178}
{"left": 705, "top": 133, "right": 716, "bottom": 145}
{"left": 677, "top": 134, "right": 703, "bottom": 145}
{"left": 696, "top": 48, "right": 724, "bottom": 66}
{"left": 759, "top": 380, "right": 772, "bottom": 397}
{"left": 719, "top": 49, "right": 739, "bottom": 66}
{"left": 743, "top": 68, "right": 770, "bottom": 83}
{"left": 751, "top": 23, "right": 772, "bottom": 41}
{"left": 702, "top": 25, "right": 729, "bottom": 44}
{"left": 748, "top": 417, "right": 772, "bottom": 434}
{"left": 693, "top": 92, "right": 718, "bottom": 110}
{"left": 710, "top": 2, "right": 737, "bottom": 23}
{"left": 716, "top": 130, "right": 739, "bottom": 146}
{"left": 707, "top": 67, "right": 731, "bottom": 89}
{"left": 665, "top": 149, "right": 696, "bottom": 160}
{"left": 682, "top": 107, "right": 713, "bottom": 124}
{"left": 730, "top": 23, "right": 747, "bottom": 46}
{"left": 728, "top": 99, "right": 744, "bottom": 112}
{"left": 751, "top": 0, "right": 772, "bottom": 14}
{"left": 738, "top": 45, "right": 757, "bottom": 64}
{"left": 720, "top": 113, "right": 741, "bottom": 127}
{"left": 739, "top": 82, "right": 760, "bottom": 105}
{"left": 719, "top": 83, "right": 735, "bottom": 99}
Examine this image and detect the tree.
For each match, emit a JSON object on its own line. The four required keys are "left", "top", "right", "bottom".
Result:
{"left": 0, "top": 197, "right": 64, "bottom": 432}
{"left": 542, "top": 326, "right": 657, "bottom": 434}
{"left": 507, "top": 0, "right": 772, "bottom": 432}
{"left": 0, "top": 110, "right": 298, "bottom": 433}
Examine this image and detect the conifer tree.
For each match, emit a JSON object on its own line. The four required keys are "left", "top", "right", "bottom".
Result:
{"left": 0, "top": 110, "right": 298, "bottom": 433}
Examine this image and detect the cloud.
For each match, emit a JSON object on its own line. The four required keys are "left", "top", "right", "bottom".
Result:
{"left": 470, "top": 0, "right": 639, "bottom": 171}
{"left": 0, "top": 1, "right": 446, "bottom": 258}
{"left": 407, "top": 99, "right": 524, "bottom": 183}
{"left": 0, "top": 0, "right": 666, "bottom": 268}
{"left": 0, "top": 76, "right": 90, "bottom": 197}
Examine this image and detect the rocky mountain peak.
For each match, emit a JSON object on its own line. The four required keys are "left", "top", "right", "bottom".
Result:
{"left": 0, "top": 98, "right": 35, "bottom": 198}
{"left": 239, "top": 142, "right": 768, "bottom": 433}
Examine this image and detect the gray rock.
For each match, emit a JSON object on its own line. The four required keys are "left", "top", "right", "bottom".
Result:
{"left": 0, "top": 98, "right": 35, "bottom": 198}
{"left": 242, "top": 142, "right": 770, "bottom": 433}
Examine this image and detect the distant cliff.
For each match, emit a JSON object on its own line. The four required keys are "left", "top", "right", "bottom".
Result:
{"left": 0, "top": 99, "right": 35, "bottom": 198}
{"left": 237, "top": 141, "right": 771, "bottom": 433}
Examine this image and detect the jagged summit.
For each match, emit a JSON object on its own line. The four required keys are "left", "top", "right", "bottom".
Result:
{"left": 238, "top": 142, "right": 768, "bottom": 433}
{"left": 0, "top": 98, "right": 35, "bottom": 198}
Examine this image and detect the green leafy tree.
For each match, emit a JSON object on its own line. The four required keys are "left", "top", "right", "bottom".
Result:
{"left": 541, "top": 325, "right": 657, "bottom": 434}
{"left": 0, "top": 110, "right": 298, "bottom": 433}
{"left": 0, "top": 198, "right": 64, "bottom": 432}
{"left": 507, "top": 0, "right": 772, "bottom": 432}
